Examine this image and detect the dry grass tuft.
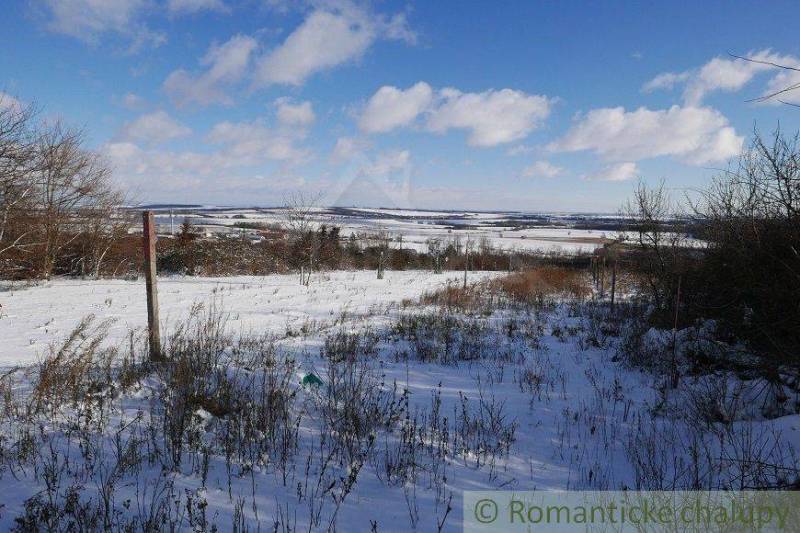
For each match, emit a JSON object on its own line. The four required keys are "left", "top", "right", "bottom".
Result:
{"left": 419, "top": 282, "right": 488, "bottom": 312}
{"left": 33, "top": 315, "right": 117, "bottom": 412}
{"left": 495, "top": 266, "right": 590, "bottom": 303}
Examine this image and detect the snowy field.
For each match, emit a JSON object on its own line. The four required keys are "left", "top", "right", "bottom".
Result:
{"left": 0, "top": 270, "right": 797, "bottom": 530}
{"left": 152, "top": 207, "right": 631, "bottom": 254}
{"left": 0, "top": 270, "right": 497, "bottom": 367}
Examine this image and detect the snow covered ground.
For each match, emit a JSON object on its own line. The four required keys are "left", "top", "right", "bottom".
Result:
{"left": 152, "top": 207, "right": 633, "bottom": 254}
{"left": 0, "top": 270, "right": 498, "bottom": 367}
{"left": 0, "top": 270, "right": 797, "bottom": 531}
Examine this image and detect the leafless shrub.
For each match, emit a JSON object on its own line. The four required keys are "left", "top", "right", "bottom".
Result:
{"left": 390, "top": 311, "right": 495, "bottom": 365}
{"left": 322, "top": 327, "right": 379, "bottom": 363}
{"left": 453, "top": 380, "right": 517, "bottom": 475}
{"left": 317, "top": 358, "right": 406, "bottom": 466}
{"left": 626, "top": 408, "right": 800, "bottom": 490}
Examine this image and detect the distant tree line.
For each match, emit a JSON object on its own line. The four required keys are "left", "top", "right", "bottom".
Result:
{"left": 153, "top": 217, "right": 582, "bottom": 278}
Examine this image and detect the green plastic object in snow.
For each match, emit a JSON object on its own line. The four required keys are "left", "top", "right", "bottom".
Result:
{"left": 301, "top": 373, "right": 323, "bottom": 387}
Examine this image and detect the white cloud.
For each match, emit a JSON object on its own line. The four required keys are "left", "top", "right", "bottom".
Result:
{"left": 38, "top": 0, "right": 165, "bottom": 50}
{"left": 164, "top": 34, "right": 258, "bottom": 107}
{"left": 108, "top": 108, "right": 312, "bottom": 198}
{"left": 427, "top": 88, "right": 553, "bottom": 147}
{"left": 550, "top": 105, "right": 743, "bottom": 165}
{"left": 263, "top": 0, "right": 293, "bottom": 14}
{"left": 105, "top": 116, "right": 312, "bottom": 198}
{"left": 167, "top": 0, "right": 229, "bottom": 15}
{"left": 207, "top": 119, "right": 309, "bottom": 163}
{"left": 760, "top": 63, "right": 800, "bottom": 105}
{"left": 521, "top": 160, "right": 563, "bottom": 179}
{"left": 253, "top": 1, "right": 414, "bottom": 86}
{"left": 274, "top": 98, "right": 316, "bottom": 127}
{"left": 506, "top": 144, "right": 535, "bottom": 156}
{"left": 358, "top": 149, "right": 410, "bottom": 177}
{"left": 583, "top": 162, "right": 638, "bottom": 182}
{"left": 104, "top": 141, "right": 307, "bottom": 198}
{"left": 358, "top": 82, "right": 433, "bottom": 133}
{"left": 642, "top": 71, "right": 690, "bottom": 93}
{"left": 357, "top": 83, "right": 553, "bottom": 147}
{"left": 105, "top": 142, "right": 216, "bottom": 190}
{"left": 0, "top": 92, "right": 23, "bottom": 112}
{"left": 118, "top": 111, "right": 191, "bottom": 144}
{"left": 331, "top": 136, "right": 368, "bottom": 162}
{"left": 643, "top": 50, "right": 800, "bottom": 105}
{"left": 685, "top": 53, "right": 772, "bottom": 105}
{"left": 121, "top": 92, "right": 146, "bottom": 110}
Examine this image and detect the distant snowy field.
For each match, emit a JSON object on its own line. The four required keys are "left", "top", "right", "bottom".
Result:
{"left": 152, "top": 206, "right": 633, "bottom": 254}
{"left": 0, "top": 270, "right": 498, "bottom": 367}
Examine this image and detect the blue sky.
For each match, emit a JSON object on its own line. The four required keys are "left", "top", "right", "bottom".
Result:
{"left": 1, "top": 0, "right": 798, "bottom": 211}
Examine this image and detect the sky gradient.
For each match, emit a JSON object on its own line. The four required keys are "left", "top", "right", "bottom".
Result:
{"left": 1, "top": 0, "right": 798, "bottom": 212}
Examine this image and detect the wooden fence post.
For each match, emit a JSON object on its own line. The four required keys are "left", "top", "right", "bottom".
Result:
{"left": 610, "top": 257, "right": 617, "bottom": 312}
{"left": 463, "top": 247, "right": 468, "bottom": 289}
{"left": 142, "top": 211, "right": 161, "bottom": 361}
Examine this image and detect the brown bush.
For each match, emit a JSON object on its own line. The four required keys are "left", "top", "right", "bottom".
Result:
{"left": 417, "top": 266, "right": 591, "bottom": 315}
{"left": 495, "top": 266, "right": 590, "bottom": 303}
{"left": 419, "top": 282, "right": 487, "bottom": 311}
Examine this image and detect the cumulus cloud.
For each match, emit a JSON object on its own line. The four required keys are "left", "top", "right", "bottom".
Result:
{"left": 274, "top": 98, "right": 316, "bottom": 127}
{"left": 104, "top": 141, "right": 311, "bottom": 200}
{"left": 760, "top": 63, "right": 800, "bottom": 105}
{"left": 104, "top": 142, "right": 229, "bottom": 196}
{"left": 583, "top": 162, "right": 638, "bottom": 182}
{"left": 161, "top": 2, "right": 413, "bottom": 103}
{"left": 427, "top": 88, "right": 553, "bottom": 147}
{"left": 105, "top": 116, "right": 311, "bottom": 198}
{"left": 641, "top": 71, "right": 691, "bottom": 93}
{"left": 38, "top": 0, "right": 165, "bottom": 50}
{"left": 521, "top": 160, "right": 563, "bottom": 179}
{"left": 207, "top": 119, "right": 309, "bottom": 163}
{"left": 357, "top": 83, "right": 553, "bottom": 147}
{"left": 331, "top": 136, "right": 368, "bottom": 162}
{"left": 550, "top": 105, "right": 743, "bottom": 165}
{"left": 118, "top": 111, "right": 191, "bottom": 144}
{"left": 506, "top": 144, "right": 535, "bottom": 156}
{"left": 253, "top": 1, "right": 414, "bottom": 86}
{"left": 167, "top": 0, "right": 229, "bottom": 15}
{"left": 643, "top": 49, "right": 800, "bottom": 105}
{"left": 121, "top": 92, "right": 146, "bottom": 110}
{"left": 358, "top": 82, "right": 433, "bottom": 133}
{"left": 358, "top": 149, "right": 410, "bottom": 177}
{"left": 164, "top": 34, "right": 258, "bottom": 107}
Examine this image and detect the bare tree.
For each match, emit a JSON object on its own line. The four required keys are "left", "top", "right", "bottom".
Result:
{"left": 427, "top": 237, "right": 444, "bottom": 274}
{"left": 283, "top": 191, "right": 322, "bottom": 285}
{"left": 622, "top": 179, "right": 688, "bottom": 314}
{"left": 31, "top": 122, "right": 120, "bottom": 278}
{"left": 0, "top": 94, "right": 37, "bottom": 267}
{"left": 372, "top": 229, "right": 390, "bottom": 279}
{"left": 463, "top": 233, "right": 473, "bottom": 289}
{"left": 78, "top": 195, "right": 131, "bottom": 278}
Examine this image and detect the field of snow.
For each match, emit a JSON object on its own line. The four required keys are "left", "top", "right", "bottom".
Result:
{"left": 0, "top": 270, "right": 498, "bottom": 367}
{"left": 152, "top": 207, "right": 629, "bottom": 254}
{"left": 0, "top": 270, "right": 797, "bottom": 530}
